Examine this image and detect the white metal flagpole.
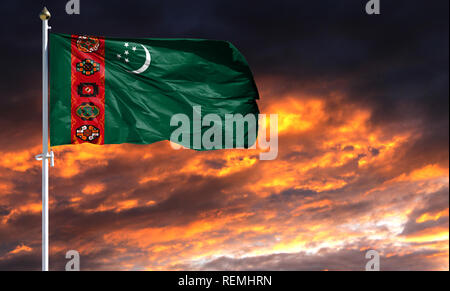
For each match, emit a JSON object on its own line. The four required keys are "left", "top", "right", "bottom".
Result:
{"left": 36, "top": 7, "right": 54, "bottom": 272}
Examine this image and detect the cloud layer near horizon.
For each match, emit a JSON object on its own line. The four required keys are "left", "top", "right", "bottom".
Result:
{"left": 0, "top": 0, "right": 448, "bottom": 270}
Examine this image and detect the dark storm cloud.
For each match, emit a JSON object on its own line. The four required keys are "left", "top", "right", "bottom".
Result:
{"left": 206, "top": 1, "right": 448, "bottom": 126}
{"left": 0, "top": 142, "right": 447, "bottom": 270}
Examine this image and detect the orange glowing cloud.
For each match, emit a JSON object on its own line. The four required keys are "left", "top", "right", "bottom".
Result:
{"left": 8, "top": 244, "right": 32, "bottom": 255}
{"left": 404, "top": 226, "right": 449, "bottom": 243}
{"left": 82, "top": 183, "right": 105, "bottom": 195}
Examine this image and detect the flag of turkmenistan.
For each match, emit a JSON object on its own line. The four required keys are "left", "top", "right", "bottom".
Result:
{"left": 50, "top": 33, "right": 259, "bottom": 149}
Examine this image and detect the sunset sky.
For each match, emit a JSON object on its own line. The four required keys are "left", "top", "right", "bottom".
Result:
{"left": 0, "top": 0, "right": 448, "bottom": 270}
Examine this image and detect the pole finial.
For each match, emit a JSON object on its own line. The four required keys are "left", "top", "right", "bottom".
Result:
{"left": 39, "top": 7, "right": 51, "bottom": 21}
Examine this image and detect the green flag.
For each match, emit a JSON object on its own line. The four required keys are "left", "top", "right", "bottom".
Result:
{"left": 49, "top": 33, "right": 259, "bottom": 149}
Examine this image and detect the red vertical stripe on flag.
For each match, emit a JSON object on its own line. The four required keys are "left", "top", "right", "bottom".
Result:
{"left": 70, "top": 35, "right": 105, "bottom": 145}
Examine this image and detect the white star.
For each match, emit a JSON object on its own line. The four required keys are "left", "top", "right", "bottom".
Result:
{"left": 125, "top": 58, "right": 129, "bottom": 63}
{"left": 124, "top": 50, "right": 129, "bottom": 55}
{"left": 132, "top": 47, "right": 137, "bottom": 51}
{"left": 124, "top": 43, "right": 129, "bottom": 47}
{"left": 117, "top": 54, "right": 121, "bottom": 58}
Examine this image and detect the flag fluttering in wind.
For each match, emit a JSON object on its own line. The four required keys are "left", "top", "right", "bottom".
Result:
{"left": 49, "top": 34, "right": 259, "bottom": 149}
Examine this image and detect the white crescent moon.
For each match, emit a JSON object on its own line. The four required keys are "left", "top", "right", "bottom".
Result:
{"left": 130, "top": 44, "right": 151, "bottom": 74}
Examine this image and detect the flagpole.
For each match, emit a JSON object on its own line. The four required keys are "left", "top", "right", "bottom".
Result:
{"left": 37, "top": 7, "right": 53, "bottom": 272}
